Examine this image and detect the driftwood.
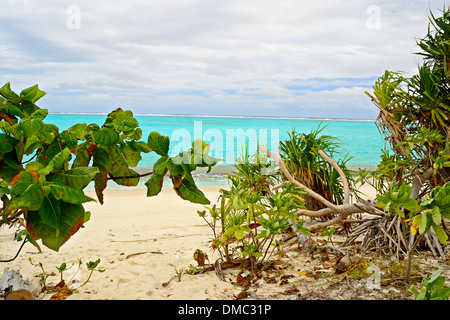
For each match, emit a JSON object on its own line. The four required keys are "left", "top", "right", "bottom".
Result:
{"left": 0, "top": 268, "right": 43, "bottom": 300}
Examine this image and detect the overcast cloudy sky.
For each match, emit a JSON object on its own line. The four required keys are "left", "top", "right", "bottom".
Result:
{"left": 0, "top": 0, "right": 447, "bottom": 119}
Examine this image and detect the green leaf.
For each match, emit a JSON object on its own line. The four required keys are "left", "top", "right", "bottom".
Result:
{"left": 107, "top": 146, "right": 139, "bottom": 186}
{"left": 93, "top": 127, "right": 119, "bottom": 147}
{"left": 38, "top": 147, "right": 71, "bottom": 176}
{"left": 0, "top": 82, "right": 19, "bottom": 100}
{"left": 30, "top": 108, "right": 48, "bottom": 121}
{"left": 431, "top": 206, "right": 442, "bottom": 225}
{"left": 0, "top": 160, "right": 21, "bottom": 183}
{"left": 48, "top": 167, "right": 99, "bottom": 190}
{"left": 10, "top": 183, "right": 44, "bottom": 211}
{"left": 26, "top": 202, "right": 87, "bottom": 252}
{"left": 147, "top": 131, "right": 169, "bottom": 156}
{"left": 0, "top": 133, "right": 14, "bottom": 152}
{"left": 153, "top": 156, "right": 170, "bottom": 176}
{"left": 49, "top": 182, "right": 95, "bottom": 204}
{"left": 172, "top": 174, "right": 210, "bottom": 205}
{"left": 72, "top": 142, "right": 92, "bottom": 168}
{"left": 2, "top": 103, "right": 24, "bottom": 118}
{"left": 145, "top": 172, "right": 166, "bottom": 197}
{"left": 20, "top": 84, "right": 46, "bottom": 103}
{"left": 403, "top": 198, "right": 420, "bottom": 213}
{"left": 19, "top": 118, "right": 44, "bottom": 137}
{"left": 419, "top": 212, "right": 432, "bottom": 235}
{"left": 64, "top": 123, "right": 87, "bottom": 140}
{"left": 252, "top": 251, "right": 263, "bottom": 258}
{"left": 234, "top": 229, "right": 245, "bottom": 240}
{"left": 433, "top": 225, "right": 449, "bottom": 245}
{"left": 61, "top": 123, "right": 87, "bottom": 148}
{"left": 39, "top": 195, "right": 61, "bottom": 229}
{"left": 122, "top": 144, "right": 142, "bottom": 168}
{"left": 92, "top": 147, "right": 110, "bottom": 204}
{"left": 104, "top": 109, "right": 139, "bottom": 132}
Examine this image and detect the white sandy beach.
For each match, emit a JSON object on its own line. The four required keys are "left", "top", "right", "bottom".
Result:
{"left": 0, "top": 184, "right": 377, "bottom": 300}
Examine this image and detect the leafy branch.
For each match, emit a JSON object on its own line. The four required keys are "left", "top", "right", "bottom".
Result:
{"left": 0, "top": 82, "right": 219, "bottom": 253}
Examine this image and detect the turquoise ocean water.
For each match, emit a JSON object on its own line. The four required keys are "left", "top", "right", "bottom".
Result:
{"left": 46, "top": 113, "right": 386, "bottom": 188}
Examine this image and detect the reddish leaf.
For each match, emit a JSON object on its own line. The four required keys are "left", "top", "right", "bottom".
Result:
{"left": 50, "top": 290, "right": 72, "bottom": 300}
{"left": 26, "top": 203, "right": 87, "bottom": 252}
{"left": 193, "top": 249, "right": 206, "bottom": 266}
{"left": 10, "top": 173, "right": 20, "bottom": 185}
{"left": 87, "top": 143, "right": 96, "bottom": 154}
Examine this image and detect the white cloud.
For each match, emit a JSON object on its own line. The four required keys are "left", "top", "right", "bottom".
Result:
{"left": 0, "top": 0, "right": 446, "bottom": 119}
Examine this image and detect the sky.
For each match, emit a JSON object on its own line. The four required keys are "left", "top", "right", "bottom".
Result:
{"left": 0, "top": 0, "right": 448, "bottom": 120}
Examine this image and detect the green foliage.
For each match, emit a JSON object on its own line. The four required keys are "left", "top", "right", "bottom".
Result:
{"left": 198, "top": 148, "right": 308, "bottom": 271}
{"left": 376, "top": 183, "right": 420, "bottom": 217}
{"left": 321, "top": 226, "right": 336, "bottom": 245}
{"left": 0, "top": 83, "right": 217, "bottom": 252}
{"left": 365, "top": 7, "right": 450, "bottom": 193}
{"left": 29, "top": 257, "right": 105, "bottom": 294}
{"left": 279, "top": 124, "right": 356, "bottom": 210}
{"left": 146, "top": 138, "right": 221, "bottom": 204}
{"left": 410, "top": 269, "right": 450, "bottom": 300}
{"left": 376, "top": 181, "right": 449, "bottom": 245}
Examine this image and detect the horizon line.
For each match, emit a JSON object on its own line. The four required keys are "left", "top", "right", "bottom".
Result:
{"left": 47, "top": 111, "right": 377, "bottom": 122}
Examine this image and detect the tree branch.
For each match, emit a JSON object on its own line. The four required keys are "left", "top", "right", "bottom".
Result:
{"left": 318, "top": 149, "right": 350, "bottom": 204}
{"left": 107, "top": 171, "right": 153, "bottom": 181}
{"left": 258, "top": 146, "right": 340, "bottom": 213}
{"left": 259, "top": 145, "right": 383, "bottom": 232}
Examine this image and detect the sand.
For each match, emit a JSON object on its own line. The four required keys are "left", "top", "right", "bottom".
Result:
{"left": 0, "top": 184, "right": 378, "bottom": 300}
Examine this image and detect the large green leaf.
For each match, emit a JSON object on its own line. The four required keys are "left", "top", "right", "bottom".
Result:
{"left": 19, "top": 118, "right": 44, "bottom": 137}
{"left": 0, "top": 82, "right": 19, "bottom": 100}
{"left": 122, "top": 144, "right": 142, "bottom": 168}
{"left": 10, "top": 182, "right": 44, "bottom": 211}
{"left": 38, "top": 147, "right": 71, "bottom": 176}
{"left": 1, "top": 102, "right": 24, "bottom": 118}
{"left": 49, "top": 182, "right": 95, "bottom": 204}
{"left": 147, "top": 131, "right": 169, "bottom": 156}
{"left": 93, "top": 127, "right": 119, "bottom": 147}
{"left": 172, "top": 174, "right": 210, "bottom": 205}
{"left": 72, "top": 141, "right": 92, "bottom": 168}
{"left": 61, "top": 123, "right": 87, "bottom": 148}
{"left": 107, "top": 146, "right": 139, "bottom": 186}
{"left": 64, "top": 123, "right": 87, "bottom": 140}
{"left": 39, "top": 195, "right": 61, "bottom": 229}
{"left": 153, "top": 156, "right": 170, "bottom": 175}
{"left": 420, "top": 211, "right": 433, "bottom": 235}
{"left": 92, "top": 147, "right": 110, "bottom": 204}
{"left": 39, "top": 123, "right": 59, "bottom": 144}
{"left": 20, "top": 84, "right": 46, "bottom": 103}
{"left": 30, "top": 108, "right": 48, "bottom": 121}
{"left": 48, "top": 167, "right": 99, "bottom": 189}
{"left": 145, "top": 172, "right": 167, "bottom": 197}
{"left": 433, "top": 225, "right": 449, "bottom": 245}
{"left": 105, "top": 108, "right": 139, "bottom": 132}
{"left": 26, "top": 202, "right": 87, "bottom": 252}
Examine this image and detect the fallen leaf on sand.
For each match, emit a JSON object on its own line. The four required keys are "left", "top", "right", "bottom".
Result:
{"left": 50, "top": 291, "right": 72, "bottom": 300}
{"left": 235, "top": 290, "right": 249, "bottom": 300}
